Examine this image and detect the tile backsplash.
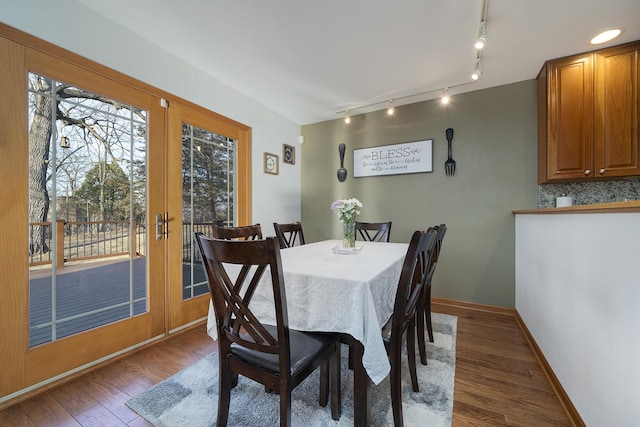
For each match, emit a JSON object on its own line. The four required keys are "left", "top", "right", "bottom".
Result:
{"left": 538, "top": 177, "right": 640, "bottom": 208}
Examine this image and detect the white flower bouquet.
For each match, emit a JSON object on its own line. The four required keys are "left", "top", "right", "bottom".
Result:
{"left": 331, "top": 198, "right": 363, "bottom": 223}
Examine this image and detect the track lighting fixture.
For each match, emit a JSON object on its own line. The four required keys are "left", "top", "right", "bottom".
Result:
{"left": 475, "top": 0, "right": 488, "bottom": 49}
{"left": 337, "top": 0, "right": 488, "bottom": 122}
{"left": 471, "top": 55, "right": 482, "bottom": 80}
{"left": 387, "top": 100, "right": 395, "bottom": 115}
{"left": 441, "top": 89, "right": 450, "bottom": 105}
{"left": 475, "top": 21, "right": 487, "bottom": 49}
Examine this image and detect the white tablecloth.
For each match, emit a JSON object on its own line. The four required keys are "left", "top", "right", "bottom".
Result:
{"left": 206, "top": 239, "right": 408, "bottom": 384}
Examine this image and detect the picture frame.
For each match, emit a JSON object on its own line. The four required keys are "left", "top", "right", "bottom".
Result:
{"left": 283, "top": 144, "right": 295, "bottom": 165}
{"left": 264, "top": 152, "right": 279, "bottom": 175}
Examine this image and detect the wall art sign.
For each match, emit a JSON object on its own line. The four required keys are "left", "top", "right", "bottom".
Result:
{"left": 353, "top": 139, "right": 433, "bottom": 178}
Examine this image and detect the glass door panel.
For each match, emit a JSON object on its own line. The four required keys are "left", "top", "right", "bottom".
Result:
{"left": 27, "top": 72, "right": 149, "bottom": 347}
{"left": 181, "top": 123, "right": 235, "bottom": 301}
{"left": 167, "top": 102, "right": 248, "bottom": 331}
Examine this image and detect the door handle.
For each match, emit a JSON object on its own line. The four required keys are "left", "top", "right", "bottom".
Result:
{"left": 156, "top": 213, "right": 166, "bottom": 240}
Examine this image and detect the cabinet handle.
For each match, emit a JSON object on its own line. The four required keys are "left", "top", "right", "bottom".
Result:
{"left": 599, "top": 168, "right": 605, "bottom": 174}
{"left": 584, "top": 169, "right": 591, "bottom": 176}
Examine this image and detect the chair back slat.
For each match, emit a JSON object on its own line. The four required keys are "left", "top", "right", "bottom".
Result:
{"left": 355, "top": 221, "right": 392, "bottom": 242}
{"left": 425, "top": 224, "right": 447, "bottom": 284}
{"left": 433, "top": 223, "right": 447, "bottom": 263}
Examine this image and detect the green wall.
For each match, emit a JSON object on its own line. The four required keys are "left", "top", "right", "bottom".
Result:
{"left": 301, "top": 80, "right": 538, "bottom": 307}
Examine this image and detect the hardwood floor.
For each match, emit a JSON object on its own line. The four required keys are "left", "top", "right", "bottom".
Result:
{"left": 434, "top": 302, "right": 573, "bottom": 426}
{"left": 0, "top": 303, "right": 573, "bottom": 426}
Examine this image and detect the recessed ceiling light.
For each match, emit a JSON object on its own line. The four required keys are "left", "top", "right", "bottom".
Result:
{"left": 590, "top": 29, "right": 622, "bottom": 45}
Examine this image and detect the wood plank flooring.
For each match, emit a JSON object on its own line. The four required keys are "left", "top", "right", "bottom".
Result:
{"left": 0, "top": 303, "right": 573, "bottom": 426}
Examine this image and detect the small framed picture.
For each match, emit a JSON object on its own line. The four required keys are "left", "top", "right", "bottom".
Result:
{"left": 283, "top": 144, "right": 295, "bottom": 165}
{"left": 264, "top": 152, "right": 279, "bottom": 175}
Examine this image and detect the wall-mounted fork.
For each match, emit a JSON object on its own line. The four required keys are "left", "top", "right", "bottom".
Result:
{"left": 444, "top": 128, "right": 456, "bottom": 176}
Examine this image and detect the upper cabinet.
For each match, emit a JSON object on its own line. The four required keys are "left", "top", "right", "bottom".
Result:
{"left": 538, "top": 41, "right": 640, "bottom": 183}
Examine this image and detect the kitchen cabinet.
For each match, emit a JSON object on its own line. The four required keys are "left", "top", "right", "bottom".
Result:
{"left": 538, "top": 40, "right": 640, "bottom": 183}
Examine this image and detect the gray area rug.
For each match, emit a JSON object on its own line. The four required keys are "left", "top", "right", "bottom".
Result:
{"left": 127, "top": 313, "right": 457, "bottom": 426}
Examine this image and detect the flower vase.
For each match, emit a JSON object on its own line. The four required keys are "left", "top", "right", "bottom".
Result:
{"left": 342, "top": 221, "right": 356, "bottom": 249}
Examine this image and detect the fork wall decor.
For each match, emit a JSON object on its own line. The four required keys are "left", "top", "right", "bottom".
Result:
{"left": 444, "top": 128, "right": 456, "bottom": 176}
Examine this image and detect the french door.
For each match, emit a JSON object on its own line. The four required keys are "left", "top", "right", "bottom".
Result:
{"left": 20, "top": 49, "right": 167, "bottom": 386}
{"left": 0, "top": 27, "right": 251, "bottom": 401}
{"left": 166, "top": 103, "right": 251, "bottom": 331}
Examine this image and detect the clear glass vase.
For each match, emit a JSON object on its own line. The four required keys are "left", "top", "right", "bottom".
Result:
{"left": 342, "top": 221, "right": 356, "bottom": 249}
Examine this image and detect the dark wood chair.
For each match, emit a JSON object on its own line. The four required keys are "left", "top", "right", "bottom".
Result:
{"left": 193, "top": 233, "right": 341, "bottom": 427}
{"left": 382, "top": 229, "right": 437, "bottom": 427}
{"left": 416, "top": 224, "right": 447, "bottom": 365}
{"left": 273, "top": 222, "right": 306, "bottom": 249}
{"left": 355, "top": 221, "right": 392, "bottom": 242}
{"left": 212, "top": 223, "right": 263, "bottom": 240}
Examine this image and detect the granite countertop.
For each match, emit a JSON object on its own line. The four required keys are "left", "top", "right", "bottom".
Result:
{"left": 513, "top": 200, "right": 640, "bottom": 214}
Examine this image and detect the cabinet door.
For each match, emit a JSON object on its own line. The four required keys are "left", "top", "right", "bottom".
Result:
{"left": 546, "top": 54, "right": 594, "bottom": 181}
{"left": 594, "top": 43, "right": 640, "bottom": 178}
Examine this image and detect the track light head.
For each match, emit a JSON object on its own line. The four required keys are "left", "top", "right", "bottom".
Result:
{"left": 344, "top": 110, "right": 351, "bottom": 124}
{"left": 387, "top": 100, "right": 395, "bottom": 115}
{"left": 441, "top": 89, "right": 450, "bottom": 105}
{"left": 471, "top": 56, "right": 482, "bottom": 80}
{"left": 475, "top": 21, "right": 487, "bottom": 49}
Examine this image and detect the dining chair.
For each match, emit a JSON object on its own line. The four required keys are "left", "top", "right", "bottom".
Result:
{"left": 273, "top": 221, "right": 306, "bottom": 249}
{"left": 194, "top": 233, "right": 342, "bottom": 427}
{"left": 382, "top": 229, "right": 437, "bottom": 427}
{"left": 355, "top": 221, "right": 392, "bottom": 242}
{"left": 212, "top": 223, "right": 263, "bottom": 240}
{"left": 416, "top": 224, "right": 447, "bottom": 365}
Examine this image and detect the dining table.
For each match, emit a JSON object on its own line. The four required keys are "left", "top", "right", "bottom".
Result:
{"left": 206, "top": 238, "right": 409, "bottom": 426}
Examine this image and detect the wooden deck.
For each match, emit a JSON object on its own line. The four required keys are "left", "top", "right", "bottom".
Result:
{"left": 29, "top": 259, "right": 207, "bottom": 347}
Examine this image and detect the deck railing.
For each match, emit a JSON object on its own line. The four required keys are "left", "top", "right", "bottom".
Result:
{"left": 29, "top": 220, "right": 227, "bottom": 267}
{"left": 29, "top": 220, "right": 146, "bottom": 267}
{"left": 181, "top": 221, "right": 224, "bottom": 262}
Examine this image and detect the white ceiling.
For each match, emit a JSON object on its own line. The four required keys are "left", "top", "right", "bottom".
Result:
{"left": 77, "top": 0, "right": 640, "bottom": 125}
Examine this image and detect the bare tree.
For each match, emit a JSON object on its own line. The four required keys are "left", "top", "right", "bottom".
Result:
{"left": 28, "top": 72, "right": 146, "bottom": 254}
{"left": 28, "top": 76, "right": 53, "bottom": 255}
